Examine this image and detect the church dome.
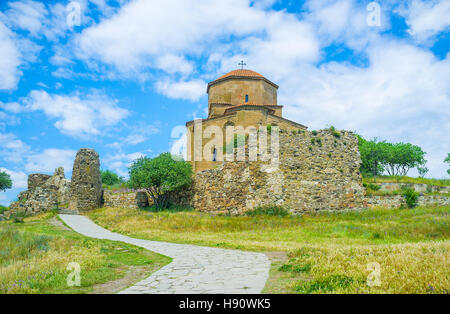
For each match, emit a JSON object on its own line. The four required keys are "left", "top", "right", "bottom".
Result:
{"left": 207, "top": 69, "right": 278, "bottom": 93}
{"left": 216, "top": 69, "right": 264, "bottom": 80}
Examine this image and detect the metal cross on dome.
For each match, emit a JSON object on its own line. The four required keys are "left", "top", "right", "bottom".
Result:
{"left": 238, "top": 60, "right": 246, "bottom": 69}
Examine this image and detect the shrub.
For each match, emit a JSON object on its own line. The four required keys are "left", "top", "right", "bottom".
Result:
{"left": 245, "top": 206, "right": 290, "bottom": 217}
{"left": 330, "top": 126, "right": 341, "bottom": 138}
{"left": 402, "top": 188, "right": 419, "bottom": 208}
{"left": 311, "top": 130, "right": 318, "bottom": 136}
{"left": 364, "top": 183, "right": 381, "bottom": 191}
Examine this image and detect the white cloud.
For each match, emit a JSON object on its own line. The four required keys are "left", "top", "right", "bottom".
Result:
{"left": 155, "top": 78, "right": 206, "bottom": 101}
{"left": 277, "top": 40, "right": 450, "bottom": 178}
{"left": 0, "top": 22, "right": 21, "bottom": 90}
{"left": 0, "top": 167, "right": 27, "bottom": 189}
{"left": 170, "top": 133, "right": 187, "bottom": 160}
{"left": 0, "top": 132, "right": 29, "bottom": 164}
{"left": 155, "top": 54, "right": 194, "bottom": 75}
{"left": 4, "top": 0, "right": 47, "bottom": 36}
{"left": 3, "top": 90, "right": 129, "bottom": 138}
{"left": 25, "top": 148, "right": 76, "bottom": 173}
{"left": 75, "top": 0, "right": 267, "bottom": 74}
{"left": 102, "top": 151, "right": 146, "bottom": 177}
{"left": 399, "top": 0, "right": 450, "bottom": 43}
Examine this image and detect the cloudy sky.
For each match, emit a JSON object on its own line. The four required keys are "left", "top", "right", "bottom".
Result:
{"left": 0, "top": 0, "right": 449, "bottom": 205}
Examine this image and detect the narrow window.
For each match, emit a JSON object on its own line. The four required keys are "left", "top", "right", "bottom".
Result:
{"left": 245, "top": 94, "right": 249, "bottom": 103}
{"left": 212, "top": 148, "right": 217, "bottom": 161}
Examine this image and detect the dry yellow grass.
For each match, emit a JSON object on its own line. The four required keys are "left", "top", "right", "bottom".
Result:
{"left": 0, "top": 236, "right": 105, "bottom": 293}
{"left": 286, "top": 241, "right": 449, "bottom": 294}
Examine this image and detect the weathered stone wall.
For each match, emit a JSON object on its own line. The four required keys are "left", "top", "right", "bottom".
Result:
{"left": 103, "top": 190, "right": 149, "bottom": 209}
{"left": 180, "top": 128, "right": 366, "bottom": 215}
{"left": 7, "top": 167, "right": 71, "bottom": 218}
{"left": 68, "top": 148, "right": 102, "bottom": 211}
{"left": 28, "top": 174, "right": 51, "bottom": 190}
{"left": 375, "top": 182, "right": 450, "bottom": 194}
{"left": 366, "top": 195, "right": 450, "bottom": 208}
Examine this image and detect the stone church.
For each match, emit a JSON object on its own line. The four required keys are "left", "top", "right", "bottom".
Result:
{"left": 186, "top": 68, "right": 307, "bottom": 172}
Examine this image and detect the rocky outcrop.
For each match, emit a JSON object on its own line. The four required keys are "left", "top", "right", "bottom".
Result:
{"left": 68, "top": 148, "right": 102, "bottom": 211}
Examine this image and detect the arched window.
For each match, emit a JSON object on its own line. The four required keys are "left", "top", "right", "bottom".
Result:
{"left": 245, "top": 94, "right": 249, "bottom": 103}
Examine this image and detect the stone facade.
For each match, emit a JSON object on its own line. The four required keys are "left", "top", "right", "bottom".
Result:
{"left": 68, "top": 148, "right": 102, "bottom": 211}
{"left": 103, "top": 190, "right": 149, "bottom": 209}
{"left": 7, "top": 167, "right": 71, "bottom": 218}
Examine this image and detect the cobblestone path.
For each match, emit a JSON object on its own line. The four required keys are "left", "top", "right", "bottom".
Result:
{"left": 59, "top": 214, "right": 271, "bottom": 294}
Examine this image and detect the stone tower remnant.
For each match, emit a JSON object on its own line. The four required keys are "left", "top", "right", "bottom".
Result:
{"left": 68, "top": 148, "right": 102, "bottom": 211}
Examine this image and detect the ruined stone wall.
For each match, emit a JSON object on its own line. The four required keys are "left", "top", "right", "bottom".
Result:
{"left": 181, "top": 128, "right": 366, "bottom": 214}
{"left": 69, "top": 149, "right": 102, "bottom": 211}
{"left": 7, "top": 167, "right": 71, "bottom": 218}
{"left": 366, "top": 195, "right": 450, "bottom": 208}
{"left": 375, "top": 182, "right": 450, "bottom": 194}
{"left": 103, "top": 190, "right": 149, "bottom": 209}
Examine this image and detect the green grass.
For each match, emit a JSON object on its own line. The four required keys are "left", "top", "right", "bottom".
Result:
{"left": 0, "top": 213, "right": 171, "bottom": 294}
{"left": 245, "top": 206, "right": 290, "bottom": 217}
{"left": 88, "top": 206, "right": 450, "bottom": 294}
{"left": 363, "top": 175, "right": 450, "bottom": 187}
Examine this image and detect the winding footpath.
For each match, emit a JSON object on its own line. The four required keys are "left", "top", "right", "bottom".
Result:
{"left": 59, "top": 215, "right": 271, "bottom": 294}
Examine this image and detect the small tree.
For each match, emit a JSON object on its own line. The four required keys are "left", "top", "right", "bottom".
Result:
{"left": 101, "top": 169, "right": 124, "bottom": 186}
{"left": 128, "top": 153, "right": 192, "bottom": 209}
{"left": 445, "top": 153, "right": 450, "bottom": 175}
{"left": 357, "top": 136, "right": 386, "bottom": 177}
{"left": 0, "top": 171, "right": 12, "bottom": 192}
{"left": 417, "top": 165, "right": 429, "bottom": 178}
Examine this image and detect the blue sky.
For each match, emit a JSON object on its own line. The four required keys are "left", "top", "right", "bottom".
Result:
{"left": 0, "top": 0, "right": 449, "bottom": 205}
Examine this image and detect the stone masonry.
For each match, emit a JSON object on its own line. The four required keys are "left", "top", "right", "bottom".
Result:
{"left": 68, "top": 148, "right": 102, "bottom": 211}
{"left": 185, "top": 129, "right": 366, "bottom": 214}
{"left": 103, "top": 190, "right": 148, "bottom": 209}
{"left": 7, "top": 167, "right": 71, "bottom": 217}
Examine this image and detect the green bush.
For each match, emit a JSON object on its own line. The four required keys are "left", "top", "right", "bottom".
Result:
{"left": 246, "top": 206, "right": 290, "bottom": 217}
{"left": 363, "top": 183, "right": 381, "bottom": 191}
{"left": 402, "top": 188, "right": 419, "bottom": 208}
{"left": 311, "top": 130, "right": 318, "bottom": 136}
{"left": 330, "top": 126, "right": 341, "bottom": 138}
